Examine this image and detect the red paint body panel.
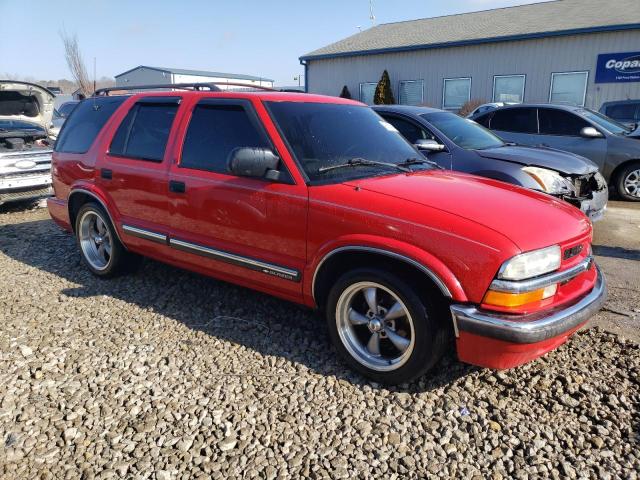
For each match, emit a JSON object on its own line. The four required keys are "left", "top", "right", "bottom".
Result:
{"left": 47, "top": 90, "right": 602, "bottom": 372}
{"left": 456, "top": 322, "right": 586, "bottom": 369}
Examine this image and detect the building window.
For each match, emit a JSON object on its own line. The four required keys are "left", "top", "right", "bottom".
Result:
{"left": 359, "top": 82, "right": 377, "bottom": 105}
{"left": 493, "top": 75, "right": 525, "bottom": 103}
{"left": 442, "top": 78, "right": 471, "bottom": 110}
{"left": 549, "top": 72, "right": 588, "bottom": 106}
{"left": 398, "top": 80, "right": 424, "bottom": 105}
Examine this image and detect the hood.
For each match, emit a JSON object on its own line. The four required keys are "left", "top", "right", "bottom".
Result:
{"left": 475, "top": 145, "right": 598, "bottom": 175}
{"left": 346, "top": 170, "right": 591, "bottom": 252}
{"left": 0, "top": 81, "right": 55, "bottom": 129}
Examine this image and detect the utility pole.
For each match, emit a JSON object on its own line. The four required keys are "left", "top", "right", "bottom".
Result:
{"left": 369, "top": 0, "right": 375, "bottom": 26}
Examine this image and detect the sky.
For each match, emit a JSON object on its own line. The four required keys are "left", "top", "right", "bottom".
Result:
{"left": 0, "top": 0, "right": 546, "bottom": 86}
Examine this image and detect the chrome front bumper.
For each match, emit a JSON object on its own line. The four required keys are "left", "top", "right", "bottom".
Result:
{"left": 450, "top": 266, "right": 607, "bottom": 344}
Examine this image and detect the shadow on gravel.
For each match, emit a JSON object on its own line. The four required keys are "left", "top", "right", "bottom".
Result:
{"left": 0, "top": 219, "right": 476, "bottom": 391}
{"left": 593, "top": 245, "right": 640, "bottom": 262}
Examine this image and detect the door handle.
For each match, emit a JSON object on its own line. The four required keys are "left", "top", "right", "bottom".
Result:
{"left": 169, "top": 180, "right": 186, "bottom": 193}
{"left": 101, "top": 168, "right": 112, "bottom": 180}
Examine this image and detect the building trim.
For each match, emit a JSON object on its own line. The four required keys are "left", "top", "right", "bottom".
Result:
{"left": 299, "top": 23, "right": 640, "bottom": 62}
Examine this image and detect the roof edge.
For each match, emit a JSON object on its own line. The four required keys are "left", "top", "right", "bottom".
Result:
{"left": 115, "top": 65, "right": 274, "bottom": 83}
{"left": 299, "top": 23, "right": 640, "bottom": 62}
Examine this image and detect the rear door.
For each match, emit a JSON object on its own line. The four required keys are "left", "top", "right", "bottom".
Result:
{"left": 97, "top": 96, "right": 181, "bottom": 248}
{"left": 166, "top": 97, "right": 308, "bottom": 299}
{"left": 536, "top": 108, "right": 607, "bottom": 168}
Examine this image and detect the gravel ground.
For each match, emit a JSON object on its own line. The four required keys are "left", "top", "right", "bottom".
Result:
{"left": 0, "top": 205, "right": 639, "bottom": 479}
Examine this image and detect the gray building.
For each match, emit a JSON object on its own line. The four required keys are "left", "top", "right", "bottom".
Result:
{"left": 115, "top": 66, "right": 274, "bottom": 90}
{"left": 300, "top": 0, "right": 640, "bottom": 111}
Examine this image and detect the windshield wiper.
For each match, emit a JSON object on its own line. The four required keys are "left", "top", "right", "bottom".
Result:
{"left": 398, "top": 157, "right": 443, "bottom": 170}
{"left": 318, "top": 157, "right": 410, "bottom": 174}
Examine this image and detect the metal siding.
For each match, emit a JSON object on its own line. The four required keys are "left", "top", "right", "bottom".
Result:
{"left": 115, "top": 67, "right": 167, "bottom": 87}
{"left": 307, "top": 30, "right": 640, "bottom": 109}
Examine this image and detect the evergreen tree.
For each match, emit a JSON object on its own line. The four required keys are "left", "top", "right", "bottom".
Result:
{"left": 374, "top": 70, "right": 395, "bottom": 104}
{"left": 339, "top": 85, "right": 352, "bottom": 99}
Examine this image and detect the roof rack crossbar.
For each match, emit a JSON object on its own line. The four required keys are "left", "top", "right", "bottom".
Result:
{"left": 93, "top": 81, "right": 277, "bottom": 96}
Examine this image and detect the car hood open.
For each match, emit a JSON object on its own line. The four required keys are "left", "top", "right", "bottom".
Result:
{"left": 0, "top": 81, "right": 55, "bottom": 129}
{"left": 474, "top": 145, "right": 598, "bottom": 175}
{"left": 345, "top": 170, "right": 591, "bottom": 252}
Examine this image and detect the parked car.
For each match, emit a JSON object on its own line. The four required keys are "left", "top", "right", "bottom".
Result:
{"left": 0, "top": 81, "right": 54, "bottom": 206}
{"left": 50, "top": 100, "right": 80, "bottom": 138}
{"left": 48, "top": 89, "right": 606, "bottom": 384}
{"left": 466, "top": 102, "right": 516, "bottom": 118}
{"left": 374, "top": 105, "right": 607, "bottom": 222}
{"left": 599, "top": 100, "right": 640, "bottom": 129}
{"left": 46, "top": 86, "right": 63, "bottom": 95}
{"left": 472, "top": 104, "right": 640, "bottom": 201}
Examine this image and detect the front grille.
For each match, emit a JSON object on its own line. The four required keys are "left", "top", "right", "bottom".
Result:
{"left": 0, "top": 186, "right": 52, "bottom": 203}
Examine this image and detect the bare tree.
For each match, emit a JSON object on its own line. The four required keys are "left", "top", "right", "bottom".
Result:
{"left": 60, "top": 29, "right": 92, "bottom": 96}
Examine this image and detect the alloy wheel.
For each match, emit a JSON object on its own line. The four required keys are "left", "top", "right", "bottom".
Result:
{"left": 78, "top": 210, "right": 113, "bottom": 271}
{"left": 335, "top": 281, "right": 415, "bottom": 371}
{"left": 623, "top": 168, "right": 640, "bottom": 198}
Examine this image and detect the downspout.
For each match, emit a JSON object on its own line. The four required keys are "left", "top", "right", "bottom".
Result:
{"left": 299, "top": 59, "right": 308, "bottom": 93}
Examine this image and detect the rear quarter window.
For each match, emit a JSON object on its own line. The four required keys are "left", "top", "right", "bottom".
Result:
{"left": 54, "top": 97, "right": 127, "bottom": 154}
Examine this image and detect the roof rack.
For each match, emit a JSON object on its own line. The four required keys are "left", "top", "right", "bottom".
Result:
{"left": 93, "top": 81, "right": 277, "bottom": 96}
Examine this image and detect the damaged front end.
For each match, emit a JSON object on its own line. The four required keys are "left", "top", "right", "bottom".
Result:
{"left": 553, "top": 171, "right": 608, "bottom": 222}
{"left": 0, "top": 81, "right": 55, "bottom": 206}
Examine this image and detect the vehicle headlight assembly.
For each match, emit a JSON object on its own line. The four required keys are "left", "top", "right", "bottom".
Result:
{"left": 498, "top": 245, "right": 561, "bottom": 281}
{"left": 522, "top": 166, "right": 575, "bottom": 195}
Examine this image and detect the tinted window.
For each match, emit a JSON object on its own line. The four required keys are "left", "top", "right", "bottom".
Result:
{"left": 490, "top": 108, "right": 537, "bottom": 133}
{"left": 55, "top": 97, "right": 127, "bottom": 154}
{"left": 538, "top": 108, "right": 589, "bottom": 136}
{"left": 473, "top": 112, "right": 493, "bottom": 128}
{"left": 58, "top": 102, "right": 78, "bottom": 117}
{"left": 180, "top": 104, "right": 270, "bottom": 173}
{"left": 383, "top": 116, "right": 434, "bottom": 144}
{"left": 580, "top": 109, "right": 631, "bottom": 135}
{"left": 606, "top": 103, "right": 638, "bottom": 120}
{"left": 110, "top": 102, "right": 178, "bottom": 161}
{"left": 267, "top": 102, "right": 427, "bottom": 184}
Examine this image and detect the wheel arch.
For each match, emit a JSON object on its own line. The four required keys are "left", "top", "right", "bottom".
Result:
{"left": 67, "top": 188, "right": 124, "bottom": 244}
{"left": 311, "top": 246, "right": 466, "bottom": 310}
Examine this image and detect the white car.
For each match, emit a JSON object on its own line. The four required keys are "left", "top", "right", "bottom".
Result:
{"left": 466, "top": 102, "right": 517, "bottom": 118}
{"left": 0, "top": 81, "right": 55, "bottom": 206}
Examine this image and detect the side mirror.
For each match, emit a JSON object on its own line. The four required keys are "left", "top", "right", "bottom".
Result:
{"left": 580, "top": 126, "right": 604, "bottom": 139}
{"left": 415, "top": 139, "right": 446, "bottom": 152}
{"left": 228, "top": 147, "right": 282, "bottom": 180}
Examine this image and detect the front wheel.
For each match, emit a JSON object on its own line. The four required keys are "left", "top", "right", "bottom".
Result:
{"left": 326, "top": 268, "right": 449, "bottom": 385}
{"left": 616, "top": 162, "right": 640, "bottom": 201}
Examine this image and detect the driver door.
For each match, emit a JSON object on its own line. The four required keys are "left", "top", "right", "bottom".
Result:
{"left": 166, "top": 97, "right": 308, "bottom": 299}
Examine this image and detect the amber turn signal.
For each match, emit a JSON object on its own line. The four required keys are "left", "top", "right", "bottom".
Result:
{"left": 483, "top": 284, "right": 558, "bottom": 308}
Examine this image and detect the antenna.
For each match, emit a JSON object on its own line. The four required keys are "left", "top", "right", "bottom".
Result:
{"left": 369, "top": 0, "right": 375, "bottom": 26}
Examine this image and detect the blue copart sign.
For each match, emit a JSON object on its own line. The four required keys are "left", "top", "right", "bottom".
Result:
{"left": 595, "top": 51, "right": 640, "bottom": 83}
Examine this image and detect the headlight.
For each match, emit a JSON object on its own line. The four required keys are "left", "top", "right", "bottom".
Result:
{"left": 522, "top": 167, "right": 575, "bottom": 195}
{"left": 498, "top": 245, "right": 561, "bottom": 281}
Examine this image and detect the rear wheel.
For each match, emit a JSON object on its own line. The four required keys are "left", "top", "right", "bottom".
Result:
{"left": 326, "top": 268, "right": 449, "bottom": 385}
{"left": 75, "top": 202, "right": 138, "bottom": 277}
{"left": 616, "top": 162, "right": 640, "bottom": 201}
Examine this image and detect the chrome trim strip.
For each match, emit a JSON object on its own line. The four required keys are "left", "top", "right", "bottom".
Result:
{"left": 67, "top": 189, "right": 124, "bottom": 245}
{"left": 451, "top": 266, "right": 606, "bottom": 344}
{"left": 122, "top": 224, "right": 167, "bottom": 244}
{"left": 490, "top": 256, "right": 594, "bottom": 294}
{"left": 311, "top": 246, "right": 453, "bottom": 301}
{"left": 169, "top": 238, "right": 300, "bottom": 282}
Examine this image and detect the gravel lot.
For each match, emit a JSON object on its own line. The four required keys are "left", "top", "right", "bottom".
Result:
{"left": 1, "top": 203, "right": 639, "bottom": 479}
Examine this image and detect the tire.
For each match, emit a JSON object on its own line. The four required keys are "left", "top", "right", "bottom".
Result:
{"left": 326, "top": 268, "right": 450, "bottom": 385}
{"left": 75, "top": 202, "right": 139, "bottom": 277}
{"left": 615, "top": 162, "right": 640, "bottom": 201}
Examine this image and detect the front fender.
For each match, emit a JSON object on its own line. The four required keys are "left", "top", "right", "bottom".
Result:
{"left": 304, "top": 234, "right": 468, "bottom": 305}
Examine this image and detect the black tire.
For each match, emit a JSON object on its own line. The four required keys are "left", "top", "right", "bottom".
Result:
{"left": 75, "top": 202, "right": 140, "bottom": 277}
{"left": 326, "top": 268, "right": 450, "bottom": 385}
{"left": 615, "top": 161, "right": 640, "bottom": 201}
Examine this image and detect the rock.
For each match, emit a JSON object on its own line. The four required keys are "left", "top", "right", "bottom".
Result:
{"left": 218, "top": 438, "right": 237, "bottom": 452}
{"left": 489, "top": 421, "right": 502, "bottom": 432}
{"left": 19, "top": 345, "right": 33, "bottom": 357}
{"left": 388, "top": 432, "right": 401, "bottom": 446}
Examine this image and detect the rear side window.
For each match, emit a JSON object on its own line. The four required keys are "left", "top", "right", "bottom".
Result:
{"left": 490, "top": 108, "right": 538, "bottom": 133}
{"left": 55, "top": 97, "right": 127, "bottom": 154}
{"left": 110, "top": 100, "right": 179, "bottom": 162}
{"left": 180, "top": 103, "right": 270, "bottom": 173}
{"left": 538, "top": 108, "right": 589, "bottom": 136}
{"left": 473, "top": 112, "right": 492, "bottom": 128}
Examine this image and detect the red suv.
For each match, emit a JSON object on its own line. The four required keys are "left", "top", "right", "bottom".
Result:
{"left": 48, "top": 87, "right": 606, "bottom": 384}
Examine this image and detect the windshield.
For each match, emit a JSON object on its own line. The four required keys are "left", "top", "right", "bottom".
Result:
{"left": 267, "top": 101, "right": 428, "bottom": 183}
{"left": 421, "top": 112, "right": 504, "bottom": 150}
{"left": 579, "top": 109, "right": 632, "bottom": 135}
